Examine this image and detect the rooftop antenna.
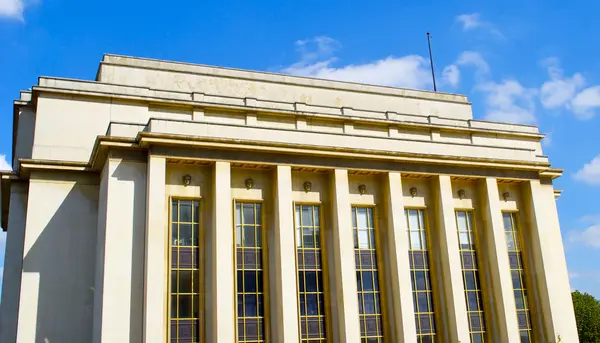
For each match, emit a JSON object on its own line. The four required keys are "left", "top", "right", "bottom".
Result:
{"left": 426, "top": 32, "right": 437, "bottom": 92}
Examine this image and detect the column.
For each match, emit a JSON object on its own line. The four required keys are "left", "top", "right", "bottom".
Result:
{"left": 206, "top": 161, "right": 235, "bottom": 342}
{"left": 480, "top": 178, "right": 520, "bottom": 342}
{"left": 384, "top": 172, "right": 417, "bottom": 342}
{"left": 92, "top": 156, "right": 147, "bottom": 343}
{"left": 272, "top": 165, "right": 300, "bottom": 342}
{"left": 523, "top": 180, "right": 578, "bottom": 342}
{"left": 143, "top": 156, "right": 167, "bottom": 343}
{"left": 330, "top": 169, "right": 361, "bottom": 343}
{"left": 0, "top": 183, "right": 28, "bottom": 343}
{"left": 433, "top": 175, "right": 470, "bottom": 342}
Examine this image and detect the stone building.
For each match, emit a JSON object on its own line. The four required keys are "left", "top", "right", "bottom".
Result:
{"left": 0, "top": 54, "right": 578, "bottom": 343}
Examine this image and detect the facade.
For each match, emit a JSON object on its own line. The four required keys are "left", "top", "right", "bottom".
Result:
{"left": 0, "top": 54, "right": 578, "bottom": 343}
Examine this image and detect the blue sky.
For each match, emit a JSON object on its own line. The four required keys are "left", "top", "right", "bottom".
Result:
{"left": 0, "top": 0, "right": 599, "bottom": 297}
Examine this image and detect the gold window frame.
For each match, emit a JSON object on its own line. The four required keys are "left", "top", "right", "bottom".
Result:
{"left": 293, "top": 202, "right": 331, "bottom": 343}
{"left": 351, "top": 205, "right": 388, "bottom": 342}
{"left": 233, "top": 199, "right": 270, "bottom": 343}
{"left": 167, "top": 196, "right": 205, "bottom": 343}
{"left": 455, "top": 208, "right": 488, "bottom": 343}
{"left": 405, "top": 207, "right": 440, "bottom": 343}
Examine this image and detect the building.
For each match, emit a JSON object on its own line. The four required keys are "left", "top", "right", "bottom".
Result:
{"left": 0, "top": 54, "right": 578, "bottom": 343}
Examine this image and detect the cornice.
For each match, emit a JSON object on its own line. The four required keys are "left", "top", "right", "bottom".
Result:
{"left": 30, "top": 84, "right": 545, "bottom": 140}
{"left": 136, "top": 132, "right": 552, "bottom": 172}
{"left": 100, "top": 54, "right": 470, "bottom": 105}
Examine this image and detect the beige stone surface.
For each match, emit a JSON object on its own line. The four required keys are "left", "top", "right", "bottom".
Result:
{"left": 0, "top": 55, "right": 577, "bottom": 343}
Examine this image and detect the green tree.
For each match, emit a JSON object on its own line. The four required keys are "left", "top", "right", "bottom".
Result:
{"left": 573, "top": 290, "right": 600, "bottom": 343}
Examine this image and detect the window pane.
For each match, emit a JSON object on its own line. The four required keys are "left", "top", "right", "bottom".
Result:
{"left": 295, "top": 206, "right": 301, "bottom": 228}
{"left": 506, "top": 232, "right": 516, "bottom": 250}
{"left": 457, "top": 211, "right": 468, "bottom": 230}
{"left": 459, "top": 232, "right": 470, "bottom": 248}
{"left": 503, "top": 213, "right": 513, "bottom": 231}
{"left": 302, "top": 206, "right": 313, "bottom": 226}
{"left": 411, "top": 231, "right": 422, "bottom": 249}
{"left": 179, "top": 224, "right": 192, "bottom": 246}
{"left": 408, "top": 210, "right": 419, "bottom": 229}
{"left": 235, "top": 203, "right": 241, "bottom": 225}
{"left": 303, "top": 228, "right": 315, "bottom": 248}
{"left": 358, "top": 229, "right": 370, "bottom": 249}
{"left": 243, "top": 203, "right": 255, "bottom": 224}
{"left": 179, "top": 200, "right": 192, "bottom": 222}
{"left": 314, "top": 207, "right": 320, "bottom": 226}
{"left": 465, "top": 271, "right": 476, "bottom": 290}
{"left": 357, "top": 208, "right": 368, "bottom": 228}
{"left": 179, "top": 270, "right": 193, "bottom": 293}
{"left": 243, "top": 226, "right": 256, "bottom": 247}
{"left": 362, "top": 271, "right": 374, "bottom": 291}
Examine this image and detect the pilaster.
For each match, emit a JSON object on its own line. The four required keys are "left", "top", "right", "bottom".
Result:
{"left": 384, "top": 172, "right": 417, "bottom": 342}
{"left": 206, "top": 161, "right": 235, "bottom": 342}
{"left": 480, "top": 178, "right": 520, "bottom": 342}
{"left": 271, "top": 165, "right": 300, "bottom": 342}
{"left": 143, "top": 156, "right": 167, "bottom": 343}
{"left": 523, "top": 180, "right": 579, "bottom": 343}
{"left": 433, "top": 175, "right": 470, "bottom": 342}
{"left": 330, "top": 169, "right": 361, "bottom": 343}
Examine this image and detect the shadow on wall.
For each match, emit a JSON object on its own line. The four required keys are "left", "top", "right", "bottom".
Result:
{"left": 109, "top": 160, "right": 147, "bottom": 343}
{"left": 21, "top": 181, "right": 99, "bottom": 343}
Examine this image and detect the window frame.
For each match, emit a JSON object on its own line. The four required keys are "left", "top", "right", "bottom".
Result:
{"left": 293, "top": 202, "right": 331, "bottom": 343}
{"left": 233, "top": 199, "right": 270, "bottom": 343}
{"left": 502, "top": 210, "right": 536, "bottom": 343}
{"left": 405, "top": 206, "right": 440, "bottom": 343}
{"left": 167, "top": 196, "right": 205, "bottom": 343}
{"left": 351, "top": 204, "right": 388, "bottom": 342}
{"left": 454, "top": 208, "right": 489, "bottom": 343}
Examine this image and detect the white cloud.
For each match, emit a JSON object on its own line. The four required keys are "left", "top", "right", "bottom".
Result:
{"left": 282, "top": 36, "right": 433, "bottom": 90}
{"left": 542, "top": 131, "right": 552, "bottom": 147}
{"left": 477, "top": 79, "right": 538, "bottom": 124}
{"left": 455, "top": 13, "right": 503, "bottom": 38}
{"left": 571, "top": 86, "right": 600, "bottom": 119}
{"left": 574, "top": 155, "right": 600, "bottom": 185}
{"left": 456, "top": 51, "right": 490, "bottom": 76}
{"left": 442, "top": 64, "right": 460, "bottom": 87}
{"left": 0, "top": 154, "right": 11, "bottom": 171}
{"left": 569, "top": 216, "right": 600, "bottom": 248}
{"left": 0, "top": 0, "right": 25, "bottom": 20}
{"left": 456, "top": 13, "right": 483, "bottom": 30}
{"left": 539, "top": 57, "right": 585, "bottom": 110}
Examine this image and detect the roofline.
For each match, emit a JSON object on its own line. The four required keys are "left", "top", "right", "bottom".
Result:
{"left": 99, "top": 53, "right": 471, "bottom": 104}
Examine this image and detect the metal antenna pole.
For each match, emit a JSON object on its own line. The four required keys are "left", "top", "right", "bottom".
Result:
{"left": 427, "top": 32, "right": 437, "bottom": 92}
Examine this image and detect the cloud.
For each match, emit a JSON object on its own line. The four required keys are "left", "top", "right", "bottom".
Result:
{"left": 542, "top": 131, "right": 552, "bottom": 148}
{"left": 539, "top": 58, "right": 585, "bottom": 110}
{"left": 571, "top": 86, "right": 600, "bottom": 119}
{"left": 0, "top": 154, "right": 11, "bottom": 171}
{"left": 569, "top": 215, "right": 600, "bottom": 249}
{"left": 0, "top": 0, "right": 26, "bottom": 20}
{"left": 455, "top": 13, "right": 503, "bottom": 38}
{"left": 442, "top": 65, "right": 460, "bottom": 87}
{"left": 574, "top": 155, "right": 600, "bottom": 185}
{"left": 456, "top": 51, "right": 490, "bottom": 76}
{"left": 477, "top": 79, "right": 538, "bottom": 124}
{"left": 282, "top": 36, "right": 433, "bottom": 90}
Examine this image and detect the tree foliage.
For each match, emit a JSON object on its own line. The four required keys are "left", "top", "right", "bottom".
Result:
{"left": 573, "top": 290, "right": 600, "bottom": 343}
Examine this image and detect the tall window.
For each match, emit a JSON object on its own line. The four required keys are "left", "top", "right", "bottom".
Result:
{"left": 352, "top": 206, "right": 384, "bottom": 342}
{"left": 170, "top": 199, "right": 201, "bottom": 343}
{"left": 295, "top": 205, "right": 327, "bottom": 342}
{"left": 235, "top": 202, "right": 265, "bottom": 343}
{"left": 406, "top": 209, "right": 436, "bottom": 343}
{"left": 456, "top": 210, "right": 487, "bottom": 343}
{"left": 503, "top": 213, "right": 533, "bottom": 343}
